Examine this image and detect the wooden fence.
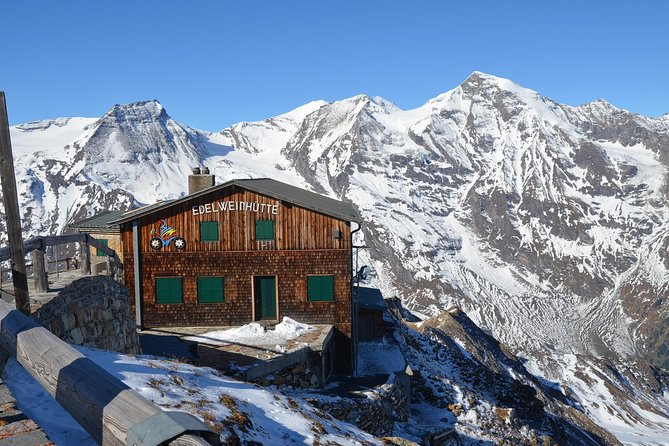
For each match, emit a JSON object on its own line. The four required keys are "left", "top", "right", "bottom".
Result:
{"left": 0, "top": 234, "right": 123, "bottom": 292}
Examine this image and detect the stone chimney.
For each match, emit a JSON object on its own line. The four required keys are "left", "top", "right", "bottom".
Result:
{"left": 188, "top": 166, "right": 215, "bottom": 194}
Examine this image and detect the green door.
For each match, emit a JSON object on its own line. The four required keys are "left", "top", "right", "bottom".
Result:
{"left": 254, "top": 276, "right": 277, "bottom": 320}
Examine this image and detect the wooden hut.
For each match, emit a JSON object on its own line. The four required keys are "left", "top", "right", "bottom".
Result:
{"left": 106, "top": 175, "right": 361, "bottom": 372}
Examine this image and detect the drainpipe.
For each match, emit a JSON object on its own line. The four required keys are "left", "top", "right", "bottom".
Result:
{"left": 350, "top": 221, "right": 362, "bottom": 377}
{"left": 132, "top": 220, "right": 143, "bottom": 329}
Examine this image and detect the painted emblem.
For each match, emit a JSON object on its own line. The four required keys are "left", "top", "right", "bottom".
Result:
{"left": 150, "top": 219, "right": 186, "bottom": 251}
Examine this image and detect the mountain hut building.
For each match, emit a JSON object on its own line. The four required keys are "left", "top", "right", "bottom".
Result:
{"left": 74, "top": 171, "right": 362, "bottom": 372}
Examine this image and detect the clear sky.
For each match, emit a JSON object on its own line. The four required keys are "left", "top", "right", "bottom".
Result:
{"left": 1, "top": 1, "right": 667, "bottom": 131}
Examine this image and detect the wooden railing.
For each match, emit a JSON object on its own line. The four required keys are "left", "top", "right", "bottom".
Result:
{"left": 0, "top": 233, "right": 123, "bottom": 290}
{"left": 0, "top": 283, "right": 219, "bottom": 446}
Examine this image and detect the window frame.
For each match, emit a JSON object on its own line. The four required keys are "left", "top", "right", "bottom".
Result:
{"left": 307, "top": 275, "right": 335, "bottom": 302}
{"left": 255, "top": 219, "right": 275, "bottom": 241}
{"left": 200, "top": 221, "right": 219, "bottom": 242}
{"left": 197, "top": 276, "right": 225, "bottom": 303}
{"left": 155, "top": 277, "right": 183, "bottom": 304}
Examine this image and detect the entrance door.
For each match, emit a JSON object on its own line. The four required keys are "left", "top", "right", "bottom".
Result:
{"left": 254, "top": 276, "right": 277, "bottom": 320}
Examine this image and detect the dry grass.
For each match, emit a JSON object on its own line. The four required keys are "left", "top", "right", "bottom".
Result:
{"left": 147, "top": 377, "right": 165, "bottom": 388}
{"left": 219, "top": 394, "right": 237, "bottom": 409}
{"left": 494, "top": 407, "right": 512, "bottom": 423}
{"left": 226, "top": 410, "right": 253, "bottom": 431}
{"left": 286, "top": 397, "right": 299, "bottom": 410}
{"left": 169, "top": 373, "right": 185, "bottom": 386}
{"left": 448, "top": 403, "right": 463, "bottom": 417}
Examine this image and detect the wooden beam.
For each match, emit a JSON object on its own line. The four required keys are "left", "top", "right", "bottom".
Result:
{"left": 43, "top": 234, "right": 86, "bottom": 246}
{"left": 0, "top": 92, "right": 30, "bottom": 315}
{"left": 30, "top": 249, "right": 47, "bottom": 293}
{"left": 0, "top": 299, "right": 219, "bottom": 446}
{"left": 81, "top": 237, "right": 91, "bottom": 275}
{"left": 169, "top": 435, "right": 213, "bottom": 446}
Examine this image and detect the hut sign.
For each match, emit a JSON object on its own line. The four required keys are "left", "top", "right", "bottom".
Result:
{"left": 192, "top": 200, "right": 279, "bottom": 216}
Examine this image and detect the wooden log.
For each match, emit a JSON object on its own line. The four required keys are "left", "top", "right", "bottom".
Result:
{"left": 30, "top": 249, "right": 47, "bottom": 293}
{"left": 169, "top": 435, "right": 212, "bottom": 446}
{"left": 24, "top": 237, "right": 44, "bottom": 254}
{"left": 0, "top": 299, "right": 218, "bottom": 446}
{"left": 0, "top": 92, "right": 30, "bottom": 315}
{"left": 43, "top": 234, "right": 86, "bottom": 246}
{"left": 106, "top": 255, "right": 112, "bottom": 278}
{"left": 82, "top": 238, "right": 91, "bottom": 275}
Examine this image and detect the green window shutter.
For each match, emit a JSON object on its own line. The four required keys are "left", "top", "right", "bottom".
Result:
{"left": 198, "top": 277, "right": 224, "bottom": 303}
{"left": 200, "top": 221, "right": 219, "bottom": 241}
{"left": 321, "top": 275, "right": 334, "bottom": 300}
{"left": 96, "top": 239, "right": 108, "bottom": 257}
{"left": 307, "top": 276, "right": 334, "bottom": 302}
{"left": 156, "top": 277, "right": 182, "bottom": 304}
{"left": 255, "top": 220, "right": 274, "bottom": 240}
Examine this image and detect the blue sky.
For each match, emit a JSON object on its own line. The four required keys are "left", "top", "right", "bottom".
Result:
{"left": 1, "top": 1, "right": 667, "bottom": 130}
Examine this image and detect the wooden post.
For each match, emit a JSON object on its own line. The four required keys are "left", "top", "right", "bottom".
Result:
{"left": 0, "top": 92, "right": 30, "bottom": 315}
{"left": 106, "top": 254, "right": 112, "bottom": 277}
{"left": 54, "top": 244, "right": 60, "bottom": 278}
{"left": 30, "top": 249, "right": 47, "bottom": 294}
{"left": 81, "top": 237, "right": 91, "bottom": 275}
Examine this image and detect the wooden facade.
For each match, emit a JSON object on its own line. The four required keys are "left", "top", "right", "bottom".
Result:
{"left": 88, "top": 230, "right": 122, "bottom": 268}
{"left": 117, "top": 181, "right": 358, "bottom": 372}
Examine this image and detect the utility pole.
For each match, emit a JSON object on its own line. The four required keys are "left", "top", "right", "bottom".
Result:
{"left": 0, "top": 92, "right": 30, "bottom": 315}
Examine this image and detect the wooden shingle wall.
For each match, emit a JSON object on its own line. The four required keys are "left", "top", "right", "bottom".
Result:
{"left": 124, "top": 250, "right": 351, "bottom": 336}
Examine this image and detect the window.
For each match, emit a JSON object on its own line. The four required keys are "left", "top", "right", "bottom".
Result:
{"left": 307, "top": 275, "right": 334, "bottom": 302}
{"left": 200, "top": 221, "right": 219, "bottom": 241}
{"left": 155, "top": 277, "right": 183, "bottom": 304}
{"left": 96, "top": 239, "right": 108, "bottom": 257}
{"left": 255, "top": 220, "right": 274, "bottom": 240}
{"left": 198, "top": 277, "right": 224, "bottom": 303}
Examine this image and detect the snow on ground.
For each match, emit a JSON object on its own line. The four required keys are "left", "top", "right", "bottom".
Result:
{"left": 183, "top": 317, "right": 313, "bottom": 347}
{"left": 3, "top": 358, "right": 96, "bottom": 445}
{"left": 10, "top": 117, "right": 98, "bottom": 158}
{"left": 4, "top": 347, "right": 380, "bottom": 446}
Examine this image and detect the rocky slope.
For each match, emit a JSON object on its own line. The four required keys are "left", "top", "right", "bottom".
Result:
{"left": 391, "top": 304, "right": 629, "bottom": 445}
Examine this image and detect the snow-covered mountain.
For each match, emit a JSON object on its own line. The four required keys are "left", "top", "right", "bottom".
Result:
{"left": 4, "top": 72, "right": 669, "bottom": 443}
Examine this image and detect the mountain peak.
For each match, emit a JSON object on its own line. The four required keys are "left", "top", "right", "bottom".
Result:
{"left": 104, "top": 99, "right": 167, "bottom": 122}
{"left": 578, "top": 98, "right": 621, "bottom": 112}
{"left": 459, "top": 71, "right": 533, "bottom": 96}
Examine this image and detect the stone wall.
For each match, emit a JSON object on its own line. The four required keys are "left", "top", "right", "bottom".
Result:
{"left": 33, "top": 276, "right": 141, "bottom": 354}
{"left": 307, "top": 373, "right": 411, "bottom": 437}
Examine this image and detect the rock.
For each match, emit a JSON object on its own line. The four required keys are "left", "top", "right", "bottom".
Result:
{"left": 33, "top": 276, "right": 141, "bottom": 354}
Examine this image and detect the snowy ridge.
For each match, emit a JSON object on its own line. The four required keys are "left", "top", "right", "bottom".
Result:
{"left": 5, "top": 73, "right": 669, "bottom": 364}
{"left": 4, "top": 71, "right": 669, "bottom": 443}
